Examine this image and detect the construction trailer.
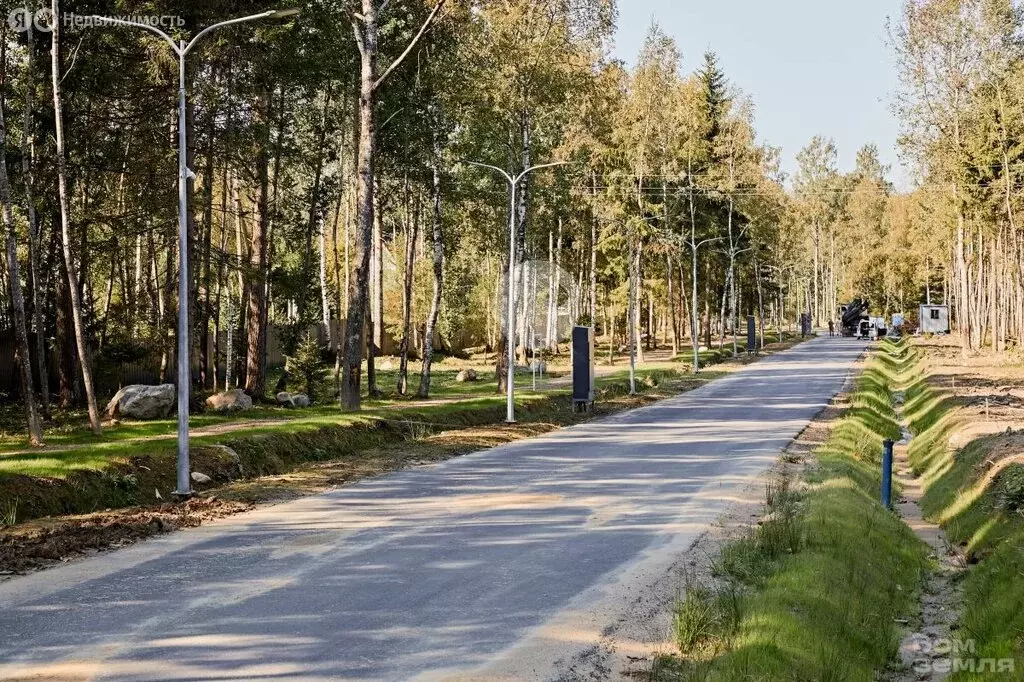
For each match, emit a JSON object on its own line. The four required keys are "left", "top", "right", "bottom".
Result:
{"left": 919, "top": 305, "right": 950, "bottom": 334}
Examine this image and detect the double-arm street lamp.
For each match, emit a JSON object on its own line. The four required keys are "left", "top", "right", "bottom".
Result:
{"left": 466, "top": 161, "right": 570, "bottom": 424}
{"left": 90, "top": 8, "right": 299, "bottom": 498}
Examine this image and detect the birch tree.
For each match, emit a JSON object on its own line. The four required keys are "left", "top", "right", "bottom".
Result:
{"left": 340, "top": 0, "right": 447, "bottom": 410}
{"left": 1, "top": 44, "right": 43, "bottom": 445}
{"left": 51, "top": 0, "right": 102, "bottom": 435}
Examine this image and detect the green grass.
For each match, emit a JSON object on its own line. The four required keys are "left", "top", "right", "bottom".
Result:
{"left": 0, "top": 342, "right": 740, "bottom": 473}
{"left": 655, "top": 340, "right": 929, "bottom": 681}
{"left": 0, "top": 335, "right": 803, "bottom": 528}
{"left": 0, "top": 363, "right": 703, "bottom": 477}
{"left": 1, "top": 334, "right": 804, "bottom": 456}
{"left": 0, "top": 359, "right": 720, "bottom": 524}
{"left": 0, "top": 365, "right": 548, "bottom": 455}
{"left": 901, "top": 346, "right": 1024, "bottom": 680}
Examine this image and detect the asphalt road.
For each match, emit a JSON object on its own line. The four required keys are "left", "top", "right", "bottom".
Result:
{"left": 0, "top": 337, "right": 866, "bottom": 682}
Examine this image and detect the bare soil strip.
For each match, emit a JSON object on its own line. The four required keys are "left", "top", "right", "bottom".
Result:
{"left": 889, "top": 427, "right": 965, "bottom": 682}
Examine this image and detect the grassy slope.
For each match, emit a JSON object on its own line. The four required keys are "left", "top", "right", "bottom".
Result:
{"left": 0, "top": 364, "right": 722, "bottom": 524}
{"left": 660, "top": 340, "right": 929, "bottom": 681}
{"left": 904, "top": 347, "right": 1024, "bottom": 680}
{"left": 0, "top": 335, "right": 809, "bottom": 528}
{"left": 0, "top": 367, "right": 546, "bottom": 460}
{"left": 0, "top": 335, "right": 801, "bottom": 461}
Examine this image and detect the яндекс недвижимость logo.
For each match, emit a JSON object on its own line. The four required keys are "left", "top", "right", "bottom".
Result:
{"left": 8, "top": 7, "right": 184, "bottom": 33}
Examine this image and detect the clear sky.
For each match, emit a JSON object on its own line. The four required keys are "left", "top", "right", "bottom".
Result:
{"left": 611, "top": 0, "right": 909, "bottom": 187}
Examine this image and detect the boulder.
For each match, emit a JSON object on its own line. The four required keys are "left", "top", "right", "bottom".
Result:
{"left": 191, "top": 471, "right": 213, "bottom": 485}
{"left": 203, "top": 444, "right": 244, "bottom": 477}
{"left": 276, "top": 391, "right": 311, "bottom": 408}
{"left": 105, "top": 384, "right": 176, "bottom": 420}
{"left": 205, "top": 389, "right": 253, "bottom": 413}
{"left": 456, "top": 368, "right": 478, "bottom": 383}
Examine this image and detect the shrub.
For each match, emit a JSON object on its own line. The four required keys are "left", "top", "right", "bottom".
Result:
{"left": 286, "top": 333, "right": 327, "bottom": 403}
{"left": 996, "top": 463, "right": 1024, "bottom": 513}
{"left": 673, "top": 586, "right": 721, "bottom": 654}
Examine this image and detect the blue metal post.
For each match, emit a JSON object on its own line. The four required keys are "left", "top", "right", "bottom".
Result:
{"left": 881, "top": 439, "right": 895, "bottom": 508}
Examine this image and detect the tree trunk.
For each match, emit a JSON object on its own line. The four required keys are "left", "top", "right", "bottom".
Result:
{"left": 546, "top": 226, "right": 554, "bottom": 350}
{"left": 230, "top": 172, "right": 247, "bottom": 388}
{"left": 342, "top": 1, "right": 380, "bottom": 410}
{"left": 300, "top": 87, "right": 333, "bottom": 324}
{"left": 55, "top": 271, "right": 75, "bottom": 406}
{"left": 633, "top": 238, "right": 644, "bottom": 364}
{"left": 51, "top": 0, "right": 101, "bottom": 434}
{"left": 199, "top": 112, "right": 215, "bottom": 389}
{"left": 245, "top": 87, "right": 272, "bottom": 399}
{"left": 703, "top": 262, "right": 712, "bottom": 351}
{"left": 627, "top": 229, "right": 637, "bottom": 394}
{"left": 417, "top": 151, "right": 444, "bottom": 398}
{"left": 678, "top": 257, "right": 689, "bottom": 341}
{"left": 647, "top": 290, "right": 655, "bottom": 351}
{"left": 608, "top": 303, "right": 615, "bottom": 365}
{"left": 319, "top": 211, "right": 332, "bottom": 345}
{"left": 365, "top": 296, "right": 379, "bottom": 399}
{"left": 589, "top": 172, "right": 598, "bottom": 324}
{"left": 366, "top": 186, "right": 383, "bottom": 398}
{"left": 718, "top": 269, "right": 729, "bottom": 352}
{"left": 0, "top": 57, "right": 43, "bottom": 444}
{"left": 668, "top": 253, "right": 678, "bottom": 355}
{"left": 397, "top": 187, "right": 420, "bottom": 395}
{"left": 21, "top": 21, "right": 49, "bottom": 418}
{"left": 812, "top": 220, "right": 820, "bottom": 328}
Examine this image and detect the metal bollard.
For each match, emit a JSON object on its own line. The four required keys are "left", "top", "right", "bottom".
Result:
{"left": 881, "top": 439, "right": 895, "bottom": 509}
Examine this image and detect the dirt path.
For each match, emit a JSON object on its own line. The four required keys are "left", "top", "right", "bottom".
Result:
{"left": 0, "top": 347, "right": 751, "bottom": 459}
{"left": 890, "top": 396, "right": 965, "bottom": 682}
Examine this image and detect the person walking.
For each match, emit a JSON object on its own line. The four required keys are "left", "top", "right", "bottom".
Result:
{"left": 828, "top": 319, "right": 835, "bottom": 337}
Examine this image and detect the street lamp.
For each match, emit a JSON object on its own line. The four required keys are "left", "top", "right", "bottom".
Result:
{"left": 624, "top": 214, "right": 660, "bottom": 395}
{"left": 466, "top": 160, "right": 570, "bottom": 423}
{"left": 765, "top": 262, "right": 799, "bottom": 344}
{"left": 90, "top": 9, "right": 299, "bottom": 497}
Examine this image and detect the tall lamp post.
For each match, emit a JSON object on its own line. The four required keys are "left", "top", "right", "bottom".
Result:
{"left": 625, "top": 215, "right": 660, "bottom": 395}
{"left": 466, "top": 161, "right": 569, "bottom": 423}
{"left": 90, "top": 8, "right": 299, "bottom": 497}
